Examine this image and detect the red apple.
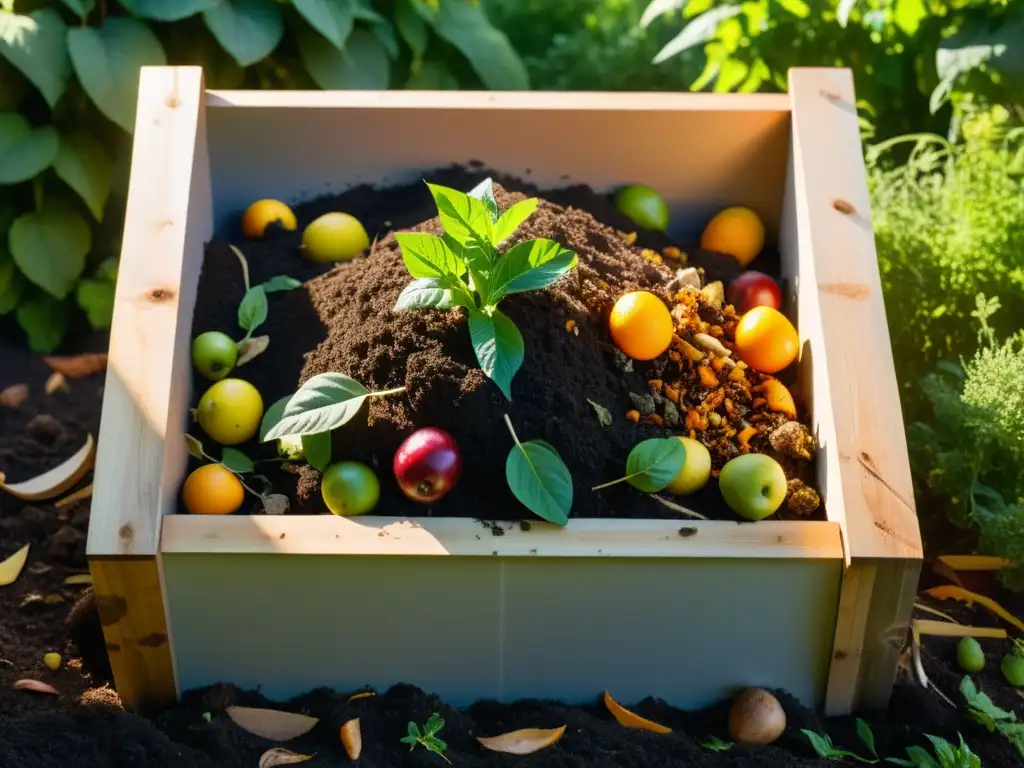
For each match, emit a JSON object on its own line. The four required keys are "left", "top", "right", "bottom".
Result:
{"left": 727, "top": 271, "right": 782, "bottom": 314}
{"left": 393, "top": 427, "right": 463, "bottom": 504}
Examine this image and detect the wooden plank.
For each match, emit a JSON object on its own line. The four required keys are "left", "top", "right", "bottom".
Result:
{"left": 161, "top": 515, "right": 845, "bottom": 560}
{"left": 784, "top": 67, "right": 923, "bottom": 715}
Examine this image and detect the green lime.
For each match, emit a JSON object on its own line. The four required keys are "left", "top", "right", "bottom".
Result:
{"left": 192, "top": 331, "right": 238, "bottom": 381}
{"left": 613, "top": 184, "right": 670, "bottom": 232}
{"left": 1002, "top": 653, "right": 1024, "bottom": 686}
{"left": 321, "top": 461, "right": 380, "bottom": 516}
{"left": 957, "top": 637, "right": 985, "bottom": 673}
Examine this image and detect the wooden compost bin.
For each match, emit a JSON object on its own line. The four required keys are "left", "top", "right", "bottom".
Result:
{"left": 86, "top": 66, "right": 922, "bottom": 717}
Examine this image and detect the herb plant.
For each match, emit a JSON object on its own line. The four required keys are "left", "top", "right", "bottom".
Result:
{"left": 400, "top": 712, "right": 450, "bottom": 763}
{"left": 393, "top": 177, "right": 578, "bottom": 399}
{"left": 802, "top": 719, "right": 879, "bottom": 763}
{"left": 886, "top": 733, "right": 980, "bottom": 768}
{"left": 960, "top": 675, "right": 1024, "bottom": 758}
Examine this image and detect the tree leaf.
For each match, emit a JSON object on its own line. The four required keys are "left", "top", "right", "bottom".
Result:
{"left": 238, "top": 284, "right": 268, "bottom": 333}
{"left": 836, "top": 0, "right": 857, "bottom": 27}
{"left": 259, "top": 748, "right": 314, "bottom": 767}
{"left": 394, "top": 232, "right": 464, "bottom": 279}
{"left": 0, "top": 543, "right": 29, "bottom": 586}
{"left": 0, "top": 256, "right": 25, "bottom": 315}
{"left": 203, "top": 0, "right": 283, "bottom": 68}
{"left": 395, "top": 0, "right": 428, "bottom": 57}
{"left": 506, "top": 438, "right": 572, "bottom": 526}
{"left": 487, "top": 238, "right": 577, "bottom": 304}
{"left": 221, "top": 447, "right": 254, "bottom": 474}
{"left": 394, "top": 277, "right": 466, "bottom": 311}
{"left": 624, "top": 438, "right": 687, "bottom": 492}
{"left": 425, "top": 182, "right": 493, "bottom": 247}
{"left": 236, "top": 335, "right": 269, "bottom": 366}
{"left": 0, "top": 115, "right": 58, "bottom": 184}
{"left": 53, "top": 132, "right": 113, "bottom": 220}
{"left": 122, "top": 0, "right": 217, "bottom": 21}
{"left": 259, "top": 395, "right": 292, "bottom": 441}
{"left": 478, "top": 725, "right": 566, "bottom": 755}
{"left": 586, "top": 398, "right": 612, "bottom": 427}
{"left": 263, "top": 373, "right": 393, "bottom": 440}
{"left": 639, "top": 0, "right": 688, "bottom": 29}
{"left": 75, "top": 277, "right": 115, "bottom": 329}
{"left": 367, "top": 17, "right": 398, "bottom": 59}
{"left": 0, "top": 9, "right": 71, "bottom": 109}
{"left": 67, "top": 18, "right": 167, "bottom": 133}
{"left": 226, "top": 706, "right": 319, "bottom": 741}
{"left": 293, "top": 0, "right": 354, "bottom": 49}
{"left": 298, "top": 27, "right": 390, "bottom": 90}
{"left": 423, "top": 0, "right": 528, "bottom": 89}
{"left": 9, "top": 203, "right": 91, "bottom": 299}
{"left": 802, "top": 730, "right": 839, "bottom": 759}
{"left": 17, "top": 293, "right": 70, "bottom": 353}
{"left": 652, "top": 5, "right": 743, "bottom": 65}
{"left": 857, "top": 719, "right": 877, "bottom": 757}
{"left": 468, "top": 309, "right": 523, "bottom": 400}
{"left": 60, "top": 0, "right": 97, "bottom": 17}
{"left": 492, "top": 198, "right": 538, "bottom": 246}
{"left": 261, "top": 275, "right": 302, "bottom": 293}
{"left": 404, "top": 58, "right": 459, "bottom": 90}
{"left": 301, "top": 431, "right": 331, "bottom": 472}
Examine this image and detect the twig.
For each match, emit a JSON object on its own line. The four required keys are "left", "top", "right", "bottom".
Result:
{"left": 648, "top": 494, "right": 708, "bottom": 520}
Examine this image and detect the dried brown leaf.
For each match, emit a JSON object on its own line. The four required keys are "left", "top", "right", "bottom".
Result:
{"left": 13, "top": 679, "right": 59, "bottom": 695}
{"left": 340, "top": 718, "right": 361, "bottom": 760}
{"left": 45, "top": 372, "right": 67, "bottom": 395}
{"left": 42, "top": 352, "right": 108, "bottom": 378}
{"left": 477, "top": 725, "right": 566, "bottom": 755}
{"left": 258, "top": 748, "right": 314, "bottom": 767}
{"left": 226, "top": 706, "right": 318, "bottom": 741}
{"left": 0, "top": 434, "right": 95, "bottom": 501}
{"left": 237, "top": 336, "right": 270, "bottom": 366}
{"left": 0, "top": 383, "right": 29, "bottom": 408}
{"left": 55, "top": 483, "right": 93, "bottom": 509}
{"left": 0, "top": 544, "right": 30, "bottom": 587}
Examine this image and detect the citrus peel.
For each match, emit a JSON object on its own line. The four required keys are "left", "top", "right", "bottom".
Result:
{"left": 924, "top": 585, "right": 1024, "bottom": 634}
{"left": 477, "top": 725, "right": 566, "bottom": 755}
{"left": 603, "top": 690, "right": 671, "bottom": 734}
{"left": 0, "top": 434, "right": 95, "bottom": 501}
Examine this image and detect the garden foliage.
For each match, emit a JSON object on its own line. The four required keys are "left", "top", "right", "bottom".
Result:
{"left": 0, "top": 0, "right": 526, "bottom": 352}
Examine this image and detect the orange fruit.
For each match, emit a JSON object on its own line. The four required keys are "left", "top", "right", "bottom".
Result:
{"left": 609, "top": 291, "right": 674, "bottom": 361}
{"left": 734, "top": 306, "right": 799, "bottom": 373}
{"left": 241, "top": 199, "right": 297, "bottom": 238}
{"left": 700, "top": 206, "right": 765, "bottom": 267}
{"left": 181, "top": 464, "right": 244, "bottom": 515}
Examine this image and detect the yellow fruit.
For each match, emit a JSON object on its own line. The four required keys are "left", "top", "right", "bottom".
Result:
{"left": 301, "top": 212, "right": 370, "bottom": 263}
{"left": 181, "top": 464, "right": 244, "bottom": 515}
{"left": 196, "top": 378, "right": 264, "bottom": 446}
{"left": 609, "top": 291, "right": 673, "bottom": 361}
{"left": 43, "top": 652, "right": 61, "bottom": 671}
{"left": 241, "top": 199, "right": 297, "bottom": 239}
{"left": 700, "top": 206, "right": 765, "bottom": 267}
{"left": 666, "top": 437, "right": 712, "bottom": 495}
{"left": 734, "top": 306, "right": 799, "bottom": 373}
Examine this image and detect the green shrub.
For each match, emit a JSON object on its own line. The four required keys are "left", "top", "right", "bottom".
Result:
{"left": 0, "top": 0, "right": 527, "bottom": 352}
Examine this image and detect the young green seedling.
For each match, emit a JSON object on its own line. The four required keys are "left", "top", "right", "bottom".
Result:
{"left": 392, "top": 178, "right": 578, "bottom": 400}
{"left": 960, "top": 675, "right": 1024, "bottom": 757}
{"left": 229, "top": 244, "right": 302, "bottom": 359}
{"left": 886, "top": 732, "right": 980, "bottom": 768}
{"left": 801, "top": 718, "right": 878, "bottom": 763}
{"left": 400, "top": 712, "right": 451, "bottom": 763}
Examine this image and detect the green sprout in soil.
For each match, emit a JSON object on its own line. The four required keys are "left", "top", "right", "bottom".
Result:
{"left": 802, "top": 718, "right": 879, "bottom": 763}
{"left": 886, "top": 732, "right": 980, "bottom": 768}
{"left": 400, "top": 712, "right": 451, "bottom": 763}
{"left": 392, "top": 177, "right": 578, "bottom": 400}
{"left": 229, "top": 243, "right": 303, "bottom": 359}
{"left": 700, "top": 736, "right": 731, "bottom": 751}
{"left": 960, "top": 675, "right": 1024, "bottom": 757}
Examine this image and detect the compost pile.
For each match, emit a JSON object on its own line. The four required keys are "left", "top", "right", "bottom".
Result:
{"left": 193, "top": 166, "right": 818, "bottom": 520}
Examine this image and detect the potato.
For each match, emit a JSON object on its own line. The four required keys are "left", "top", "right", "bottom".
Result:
{"left": 728, "top": 687, "right": 787, "bottom": 746}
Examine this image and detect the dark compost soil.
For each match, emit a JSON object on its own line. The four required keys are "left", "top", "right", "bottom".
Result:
{"left": 190, "top": 165, "right": 801, "bottom": 521}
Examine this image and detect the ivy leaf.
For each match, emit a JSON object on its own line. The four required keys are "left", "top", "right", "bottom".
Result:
{"left": 203, "top": 0, "right": 284, "bottom": 68}
{"left": 121, "top": 0, "right": 217, "bottom": 21}
{"left": 624, "top": 438, "right": 687, "bottom": 492}
{"left": 492, "top": 198, "right": 538, "bottom": 246}
{"left": 301, "top": 431, "right": 331, "bottom": 472}
{"left": 395, "top": 0, "right": 428, "bottom": 57}
{"left": 261, "top": 275, "right": 302, "bottom": 293}
{"left": 262, "top": 373, "right": 403, "bottom": 440}
{"left": 67, "top": 18, "right": 167, "bottom": 133}
{"left": 17, "top": 292, "right": 70, "bottom": 353}
{"left": 487, "top": 239, "right": 577, "bottom": 304}
{"left": 53, "top": 132, "right": 113, "bottom": 220}
{"left": 298, "top": 27, "right": 390, "bottom": 90}
{"left": 292, "top": 0, "right": 354, "bottom": 50}
{"left": 76, "top": 277, "right": 115, "bottom": 329}
{"left": 425, "top": 182, "right": 493, "bottom": 247}
{"left": 394, "top": 277, "right": 467, "bottom": 311}
{"left": 652, "top": 5, "right": 743, "bottom": 65}
{"left": 506, "top": 438, "right": 572, "bottom": 526}
{"left": 394, "top": 232, "right": 464, "bottom": 279}
{"left": 0, "top": 256, "right": 25, "bottom": 315}
{"left": 60, "top": 0, "right": 97, "bottom": 17}
{"left": 9, "top": 202, "right": 91, "bottom": 300}
{"left": 0, "top": 114, "right": 58, "bottom": 184}
{"left": 0, "top": 9, "right": 71, "bottom": 109}
{"left": 238, "top": 284, "right": 268, "bottom": 335}
{"left": 422, "top": 0, "right": 528, "bottom": 90}
{"left": 468, "top": 309, "right": 523, "bottom": 400}
{"left": 221, "top": 447, "right": 254, "bottom": 474}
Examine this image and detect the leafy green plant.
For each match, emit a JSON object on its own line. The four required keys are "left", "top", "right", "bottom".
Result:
{"left": 400, "top": 712, "right": 451, "bottom": 763}
{"left": 503, "top": 413, "right": 573, "bottom": 526}
{"left": 886, "top": 733, "right": 980, "bottom": 768}
{"left": 960, "top": 675, "right": 1024, "bottom": 757}
{"left": 802, "top": 719, "right": 879, "bottom": 763}
{"left": 392, "top": 177, "right": 578, "bottom": 399}
{"left": 591, "top": 437, "right": 687, "bottom": 492}
{"left": 700, "top": 735, "right": 731, "bottom": 751}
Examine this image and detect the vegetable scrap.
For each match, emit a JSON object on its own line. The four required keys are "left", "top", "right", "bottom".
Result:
{"left": 340, "top": 718, "right": 361, "bottom": 760}
{"left": 477, "top": 725, "right": 566, "bottom": 755}
{"left": 13, "top": 679, "right": 59, "bottom": 695}
{"left": 258, "top": 748, "right": 314, "bottom": 767}
{"left": 603, "top": 689, "right": 672, "bottom": 734}
{"left": 42, "top": 352, "right": 108, "bottom": 378}
{"left": 0, "top": 383, "right": 29, "bottom": 408}
{"left": 0, "top": 544, "right": 30, "bottom": 587}
{"left": 0, "top": 434, "right": 95, "bottom": 501}
{"left": 225, "top": 706, "right": 319, "bottom": 741}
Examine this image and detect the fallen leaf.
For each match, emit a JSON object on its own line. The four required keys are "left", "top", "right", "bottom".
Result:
{"left": 237, "top": 335, "right": 270, "bottom": 366}
{"left": 477, "top": 725, "right": 566, "bottom": 755}
{"left": 0, "top": 434, "right": 95, "bottom": 501}
{"left": 226, "top": 706, "right": 318, "bottom": 741}
{"left": 937, "top": 555, "right": 1011, "bottom": 572}
{"left": 340, "top": 718, "right": 361, "bottom": 760}
{"left": 262, "top": 494, "right": 289, "bottom": 515}
{"left": 55, "top": 483, "right": 93, "bottom": 509}
{"left": 64, "top": 573, "right": 93, "bottom": 585}
{"left": 0, "top": 383, "right": 29, "bottom": 408}
{"left": 186, "top": 434, "right": 205, "bottom": 459}
{"left": 346, "top": 691, "right": 375, "bottom": 703}
{"left": 912, "top": 619, "right": 1005, "bottom": 639}
{"left": 259, "top": 748, "right": 314, "bottom": 767}
{"left": 924, "top": 585, "right": 1024, "bottom": 634}
{"left": 586, "top": 398, "right": 612, "bottom": 427}
{"left": 45, "top": 371, "right": 67, "bottom": 395}
{"left": 42, "top": 352, "right": 108, "bottom": 378}
{"left": 0, "top": 544, "right": 30, "bottom": 587}
{"left": 13, "top": 679, "right": 59, "bottom": 695}
{"left": 603, "top": 690, "right": 672, "bottom": 734}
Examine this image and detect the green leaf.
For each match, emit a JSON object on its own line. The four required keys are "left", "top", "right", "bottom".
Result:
{"left": 368, "top": 18, "right": 398, "bottom": 60}
{"left": 395, "top": 0, "right": 428, "bottom": 57}
{"left": 394, "top": 277, "right": 467, "bottom": 311}
{"left": 298, "top": 26, "right": 390, "bottom": 89}
{"left": 60, "top": 0, "right": 96, "bottom": 17}
{"left": 259, "top": 395, "right": 292, "bottom": 442}
{"left": 263, "top": 372, "right": 403, "bottom": 440}
{"left": 492, "top": 198, "right": 537, "bottom": 246}
{"left": 425, "top": 182, "right": 493, "bottom": 247}
{"left": 404, "top": 59, "right": 459, "bottom": 90}
{"left": 0, "top": 114, "right": 58, "bottom": 184}
{"left": 67, "top": 18, "right": 167, "bottom": 134}
{"left": 586, "top": 398, "right": 612, "bottom": 427}
{"left": 185, "top": 433, "right": 204, "bottom": 459}
{"left": 394, "top": 232, "right": 464, "bottom": 279}
{"left": 802, "top": 730, "right": 839, "bottom": 760}
{"left": 221, "top": 447, "right": 254, "bottom": 474}
{"left": 462, "top": 242, "right": 492, "bottom": 300}
{"left": 17, "top": 292, "right": 69, "bottom": 353}
{"left": 652, "top": 5, "right": 743, "bottom": 65}
{"left": 0, "top": 254, "right": 26, "bottom": 314}
{"left": 506, "top": 437, "right": 572, "bottom": 526}
{"left": 960, "top": 676, "right": 1015, "bottom": 731}
{"left": 857, "top": 719, "right": 877, "bottom": 757}
{"left": 0, "top": 9, "right": 71, "bottom": 109}
{"left": 423, "top": 0, "right": 528, "bottom": 90}
{"left": 898, "top": 748, "right": 936, "bottom": 768}
{"left": 301, "top": 431, "right": 331, "bottom": 472}
{"left": 467, "top": 177, "right": 498, "bottom": 221}
{"left": 238, "top": 284, "right": 268, "bottom": 333}
{"left": 122, "top": 0, "right": 217, "bottom": 21}
{"left": 261, "top": 275, "right": 302, "bottom": 293}
{"left": 9, "top": 202, "right": 90, "bottom": 300}
{"left": 76, "top": 277, "right": 115, "bottom": 329}
{"left": 625, "top": 438, "right": 687, "bottom": 492}
{"left": 293, "top": 0, "right": 354, "bottom": 49}
{"left": 468, "top": 309, "right": 523, "bottom": 400}
{"left": 487, "top": 239, "right": 577, "bottom": 304}
{"left": 640, "top": 0, "right": 687, "bottom": 30}
{"left": 53, "top": 132, "right": 113, "bottom": 220}
{"left": 203, "top": 0, "right": 283, "bottom": 67}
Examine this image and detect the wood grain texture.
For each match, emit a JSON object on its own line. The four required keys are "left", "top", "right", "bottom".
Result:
{"left": 161, "top": 515, "right": 845, "bottom": 560}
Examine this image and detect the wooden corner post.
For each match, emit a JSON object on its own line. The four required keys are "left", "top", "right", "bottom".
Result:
{"left": 86, "top": 67, "right": 213, "bottom": 711}
{"left": 784, "top": 68, "right": 923, "bottom": 715}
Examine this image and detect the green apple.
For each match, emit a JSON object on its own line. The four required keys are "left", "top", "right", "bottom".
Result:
{"left": 192, "top": 331, "right": 238, "bottom": 381}
{"left": 718, "top": 453, "right": 787, "bottom": 521}
{"left": 666, "top": 436, "right": 711, "bottom": 495}
{"left": 613, "top": 184, "right": 670, "bottom": 232}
